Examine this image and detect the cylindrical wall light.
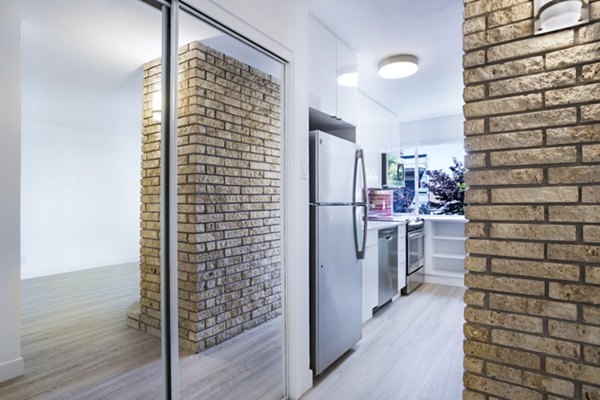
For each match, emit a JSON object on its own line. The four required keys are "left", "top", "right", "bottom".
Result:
{"left": 534, "top": 0, "right": 589, "bottom": 35}
{"left": 152, "top": 90, "right": 162, "bottom": 122}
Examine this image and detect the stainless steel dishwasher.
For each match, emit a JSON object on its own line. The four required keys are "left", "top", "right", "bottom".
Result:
{"left": 376, "top": 227, "right": 398, "bottom": 309}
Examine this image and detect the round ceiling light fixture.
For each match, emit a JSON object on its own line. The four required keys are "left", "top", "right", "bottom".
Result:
{"left": 337, "top": 71, "right": 358, "bottom": 87}
{"left": 378, "top": 55, "right": 419, "bottom": 79}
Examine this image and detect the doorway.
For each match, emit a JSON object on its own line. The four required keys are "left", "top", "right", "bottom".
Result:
{"left": 0, "top": 1, "right": 289, "bottom": 398}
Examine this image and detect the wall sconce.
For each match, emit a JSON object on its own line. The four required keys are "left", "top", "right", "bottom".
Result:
{"left": 534, "top": 0, "right": 589, "bottom": 35}
{"left": 151, "top": 90, "right": 162, "bottom": 123}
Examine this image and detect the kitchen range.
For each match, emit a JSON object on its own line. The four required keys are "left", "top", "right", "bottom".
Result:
{"left": 403, "top": 219, "right": 425, "bottom": 294}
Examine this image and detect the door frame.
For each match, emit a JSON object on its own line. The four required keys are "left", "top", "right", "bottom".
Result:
{"left": 144, "top": 0, "right": 306, "bottom": 398}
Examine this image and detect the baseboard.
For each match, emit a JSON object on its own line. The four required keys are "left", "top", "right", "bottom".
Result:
{"left": 424, "top": 274, "right": 464, "bottom": 288}
{"left": 22, "top": 257, "right": 140, "bottom": 280}
{"left": 0, "top": 357, "right": 24, "bottom": 383}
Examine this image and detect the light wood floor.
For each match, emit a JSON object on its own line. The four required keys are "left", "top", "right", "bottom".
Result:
{"left": 301, "top": 284, "right": 465, "bottom": 400}
{"left": 0, "top": 264, "right": 284, "bottom": 400}
{"left": 0, "top": 265, "right": 463, "bottom": 400}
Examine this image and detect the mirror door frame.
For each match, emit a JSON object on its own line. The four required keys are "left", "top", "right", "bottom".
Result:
{"left": 141, "top": 1, "right": 295, "bottom": 398}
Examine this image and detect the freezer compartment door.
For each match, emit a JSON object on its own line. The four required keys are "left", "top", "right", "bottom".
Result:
{"left": 312, "top": 205, "right": 363, "bottom": 376}
{"left": 311, "top": 130, "right": 359, "bottom": 204}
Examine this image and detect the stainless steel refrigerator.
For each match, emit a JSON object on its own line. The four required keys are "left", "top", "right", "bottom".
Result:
{"left": 309, "top": 130, "right": 368, "bottom": 376}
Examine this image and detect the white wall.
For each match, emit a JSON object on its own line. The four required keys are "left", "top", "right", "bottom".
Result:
{"left": 0, "top": 5, "right": 24, "bottom": 383}
{"left": 19, "top": 5, "right": 147, "bottom": 279}
{"left": 419, "top": 142, "right": 466, "bottom": 172}
{"left": 21, "top": 120, "right": 141, "bottom": 279}
{"left": 398, "top": 114, "right": 464, "bottom": 147}
{"left": 189, "top": 1, "right": 313, "bottom": 398}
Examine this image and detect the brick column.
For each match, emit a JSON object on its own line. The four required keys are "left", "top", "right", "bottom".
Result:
{"left": 138, "top": 42, "right": 282, "bottom": 352}
{"left": 463, "top": 1, "right": 600, "bottom": 399}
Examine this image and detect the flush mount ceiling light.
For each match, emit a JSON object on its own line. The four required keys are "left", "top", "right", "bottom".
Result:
{"left": 378, "top": 55, "right": 419, "bottom": 79}
{"left": 337, "top": 71, "right": 358, "bottom": 87}
{"left": 534, "top": 0, "right": 589, "bottom": 35}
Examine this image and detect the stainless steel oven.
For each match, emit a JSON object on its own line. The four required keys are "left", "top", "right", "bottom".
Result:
{"left": 402, "top": 219, "right": 424, "bottom": 294}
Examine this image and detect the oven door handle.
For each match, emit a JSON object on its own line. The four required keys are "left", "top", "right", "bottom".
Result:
{"left": 408, "top": 230, "right": 424, "bottom": 240}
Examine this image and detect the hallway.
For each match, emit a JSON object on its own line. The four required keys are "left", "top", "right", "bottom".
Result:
{"left": 302, "top": 284, "right": 465, "bottom": 400}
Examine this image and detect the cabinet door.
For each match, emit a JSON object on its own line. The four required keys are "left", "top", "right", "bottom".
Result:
{"left": 389, "top": 116, "right": 401, "bottom": 154}
{"left": 309, "top": 17, "right": 337, "bottom": 117}
{"left": 357, "top": 95, "right": 397, "bottom": 187}
{"left": 362, "top": 243, "right": 379, "bottom": 323}
{"left": 336, "top": 39, "right": 359, "bottom": 126}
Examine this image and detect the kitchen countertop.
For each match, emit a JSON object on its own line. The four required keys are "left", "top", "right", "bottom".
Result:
{"left": 420, "top": 215, "right": 467, "bottom": 222}
{"left": 367, "top": 220, "right": 405, "bottom": 231}
{"left": 367, "top": 214, "right": 467, "bottom": 231}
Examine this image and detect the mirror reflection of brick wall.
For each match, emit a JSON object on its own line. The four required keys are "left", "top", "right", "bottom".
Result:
{"left": 138, "top": 42, "right": 282, "bottom": 352}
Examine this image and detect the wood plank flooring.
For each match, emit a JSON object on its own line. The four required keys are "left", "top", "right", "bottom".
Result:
{"left": 0, "top": 265, "right": 464, "bottom": 400}
{"left": 0, "top": 264, "right": 284, "bottom": 400}
{"left": 301, "top": 284, "right": 465, "bottom": 400}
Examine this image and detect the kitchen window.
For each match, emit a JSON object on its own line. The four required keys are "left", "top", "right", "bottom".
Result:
{"left": 393, "top": 142, "right": 465, "bottom": 215}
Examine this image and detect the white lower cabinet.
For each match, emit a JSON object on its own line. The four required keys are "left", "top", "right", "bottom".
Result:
{"left": 424, "top": 219, "right": 467, "bottom": 287}
{"left": 362, "top": 230, "right": 379, "bottom": 323}
{"left": 397, "top": 225, "right": 407, "bottom": 291}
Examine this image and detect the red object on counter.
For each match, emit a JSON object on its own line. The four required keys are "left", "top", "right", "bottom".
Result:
{"left": 368, "top": 189, "right": 393, "bottom": 217}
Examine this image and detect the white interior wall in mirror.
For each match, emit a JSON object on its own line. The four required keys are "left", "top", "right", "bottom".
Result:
{"left": 20, "top": 0, "right": 162, "bottom": 278}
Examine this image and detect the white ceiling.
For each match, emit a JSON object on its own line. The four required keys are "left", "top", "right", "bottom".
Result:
{"left": 15, "top": 0, "right": 462, "bottom": 134}
{"left": 19, "top": 0, "right": 162, "bottom": 135}
{"left": 16, "top": 0, "right": 282, "bottom": 136}
{"left": 304, "top": 0, "right": 464, "bottom": 122}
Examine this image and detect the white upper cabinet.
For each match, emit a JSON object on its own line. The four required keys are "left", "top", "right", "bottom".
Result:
{"left": 309, "top": 17, "right": 337, "bottom": 117}
{"left": 336, "top": 40, "right": 359, "bottom": 126}
{"left": 357, "top": 93, "right": 399, "bottom": 188}
{"left": 309, "top": 16, "right": 358, "bottom": 126}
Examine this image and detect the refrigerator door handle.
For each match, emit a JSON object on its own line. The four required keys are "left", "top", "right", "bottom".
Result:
{"left": 353, "top": 205, "right": 367, "bottom": 260}
{"left": 360, "top": 152, "right": 368, "bottom": 259}
{"left": 353, "top": 149, "right": 368, "bottom": 260}
{"left": 354, "top": 149, "right": 368, "bottom": 205}
{"left": 359, "top": 205, "right": 368, "bottom": 259}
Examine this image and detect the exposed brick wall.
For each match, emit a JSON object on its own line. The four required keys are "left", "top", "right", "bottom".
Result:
{"left": 139, "top": 42, "right": 282, "bottom": 352}
{"left": 463, "top": 1, "right": 600, "bottom": 399}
